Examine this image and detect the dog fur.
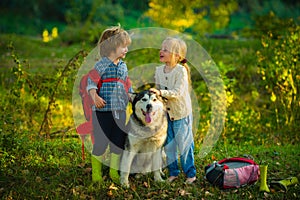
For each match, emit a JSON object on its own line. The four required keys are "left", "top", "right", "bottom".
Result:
{"left": 120, "top": 90, "right": 168, "bottom": 187}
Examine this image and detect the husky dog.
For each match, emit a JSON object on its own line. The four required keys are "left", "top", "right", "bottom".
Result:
{"left": 120, "top": 90, "right": 168, "bottom": 188}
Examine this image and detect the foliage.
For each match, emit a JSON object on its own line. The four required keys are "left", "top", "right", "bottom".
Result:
{"left": 1, "top": 39, "right": 85, "bottom": 138}
{"left": 0, "top": 0, "right": 69, "bottom": 21}
{"left": 145, "top": 0, "right": 238, "bottom": 34}
{"left": 251, "top": 12, "right": 299, "bottom": 38}
{"left": 59, "top": 22, "right": 110, "bottom": 45}
{"left": 38, "top": 49, "right": 87, "bottom": 138}
{"left": 61, "top": 0, "right": 125, "bottom": 45}
{"left": 256, "top": 24, "right": 300, "bottom": 143}
{"left": 196, "top": 39, "right": 265, "bottom": 146}
{"left": 65, "top": 0, "right": 124, "bottom": 26}
{"left": 245, "top": 0, "right": 300, "bottom": 20}
{"left": 0, "top": 0, "right": 126, "bottom": 39}
{"left": 235, "top": 0, "right": 300, "bottom": 38}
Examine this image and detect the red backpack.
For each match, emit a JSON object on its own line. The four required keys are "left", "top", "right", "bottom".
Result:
{"left": 76, "top": 68, "right": 131, "bottom": 160}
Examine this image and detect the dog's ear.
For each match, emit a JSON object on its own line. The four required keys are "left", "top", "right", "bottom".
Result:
{"left": 128, "top": 92, "right": 138, "bottom": 102}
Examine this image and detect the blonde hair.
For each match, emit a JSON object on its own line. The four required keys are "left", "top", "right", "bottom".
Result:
{"left": 162, "top": 37, "right": 192, "bottom": 87}
{"left": 98, "top": 25, "right": 131, "bottom": 57}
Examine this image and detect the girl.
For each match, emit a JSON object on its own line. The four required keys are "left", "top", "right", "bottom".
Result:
{"left": 150, "top": 37, "right": 196, "bottom": 184}
{"left": 87, "top": 26, "right": 133, "bottom": 183}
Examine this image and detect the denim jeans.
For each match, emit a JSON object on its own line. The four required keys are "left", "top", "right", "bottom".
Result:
{"left": 164, "top": 114, "right": 196, "bottom": 178}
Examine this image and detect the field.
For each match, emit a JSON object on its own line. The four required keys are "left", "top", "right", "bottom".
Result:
{"left": 0, "top": 33, "right": 299, "bottom": 199}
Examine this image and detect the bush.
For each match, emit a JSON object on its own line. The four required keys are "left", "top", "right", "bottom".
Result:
{"left": 256, "top": 22, "right": 300, "bottom": 143}
{"left": 60, "top": 23, "right": 105, "bottom": 45}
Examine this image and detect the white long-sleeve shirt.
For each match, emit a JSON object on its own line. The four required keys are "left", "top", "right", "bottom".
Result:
{"left": 154, "top": 64, "right": 192, "bottom": 120}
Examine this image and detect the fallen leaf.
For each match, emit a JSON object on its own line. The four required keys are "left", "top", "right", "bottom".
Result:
{"left": 130, "top": 184, "right": 136, "bottom": 191}
{"left": 59, "top": 184, "right": 67, "bottom": 189}
{"left": 293, "top": 193, "right": 297, "bottom": 198}
{"left": 146, "top": 191, "right": 158, "bottom": 197}
{"left": 77, "top": 162, "right": 86, "bottom": 168}
{"left": 263, "top": 192, "right": 270, "bottom": 198}
{"left": 107, "top": 190, "right": 113, "bottom": 197}
{"left": 143, "top": 181, "right": 149, "bottom": 188}
{"left": 179, "top": 189, "right": 186, "bottom": 196}
{"left": 35, "top": 176, "right": 42, "bottom": 183}
{"left": 108, "top": 183, "right": 118, "bottom": 190}
{"left": 205, "top": 191, "right": 214, "bottom": 197}
{"left": 212, "top": 155, "right": 217, "bottom": 160}
{"left": 22, "top": 170, "right": 29, "bottom": 175}
{"left": 84, "top": 167, "right": 92, "bottom": 174}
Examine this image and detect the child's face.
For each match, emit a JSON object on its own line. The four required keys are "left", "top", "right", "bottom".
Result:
{"left": 110, "top": 44, "right": 128, "bottom": 62}
{"left": 159, "top": 42, "right": 177, "bottom": 64}
{"left": 115, "top": 44, "right": 128, "bottom": 59}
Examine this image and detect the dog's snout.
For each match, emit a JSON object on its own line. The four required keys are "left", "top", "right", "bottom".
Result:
{"left": 146, "top": 104, "right": 152, "bottom": 111}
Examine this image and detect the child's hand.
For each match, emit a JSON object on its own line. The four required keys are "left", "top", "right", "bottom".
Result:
{"left": 149, "top": 88, "right": 161, "bottom": 96}
{"left": 89, "top": 89, "right": 106, "bottom": 108}
{"left": 94, "top": 95, "right": 106, "bottom": 108}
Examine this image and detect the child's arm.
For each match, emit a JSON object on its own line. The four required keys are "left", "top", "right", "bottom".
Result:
{"left": 89, "top": 89, "right": 106, "bottom": 108}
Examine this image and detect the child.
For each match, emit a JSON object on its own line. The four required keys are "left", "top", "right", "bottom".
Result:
{"left": 150, "top": 37, "right": 196, "bottom": 184}
{"left": 86, "top": 26, "right": 133, "bottom": 183}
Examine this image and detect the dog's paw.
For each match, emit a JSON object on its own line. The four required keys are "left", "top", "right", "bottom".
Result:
{"left": 154, "top": 176, "right": 165, "bottom": 182}
{"left": 120, "top": 179, "right": 130, "bottom": 188}
{"left": 121, "top": 182, "right": 130, "bottom": 188}
{"left": 134, "top": 173, "right": 142, "bottom": 179}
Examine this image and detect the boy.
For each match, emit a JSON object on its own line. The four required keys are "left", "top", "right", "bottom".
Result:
{"left": 87, "top": 26, "right": 133, "bottom": 183}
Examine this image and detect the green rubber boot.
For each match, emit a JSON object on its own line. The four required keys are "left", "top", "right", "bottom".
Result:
{"left": 259, "top": 165, "right": 270, "bottom": 192}
{"left": 271, "top": 177, "right": 299, "bottom": 191}
{"left": 109, "top": 153, "right": 120, "bottom": 184}
{"left": 91, "top": 155, "right": 103, "bottom": 183}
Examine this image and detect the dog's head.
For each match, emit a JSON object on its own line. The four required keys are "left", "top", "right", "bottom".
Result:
{"left": 130, "top": 90, "right": 166, "bottom": 125}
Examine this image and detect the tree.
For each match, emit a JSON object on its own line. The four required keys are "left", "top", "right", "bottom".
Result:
{"left": 145, "top": 0, "right": 238, "bottom": 34}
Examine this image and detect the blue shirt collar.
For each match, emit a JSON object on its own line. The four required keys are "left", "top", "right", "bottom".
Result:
{"left": 101, "top": 57, "right": 124, "bottom": 67}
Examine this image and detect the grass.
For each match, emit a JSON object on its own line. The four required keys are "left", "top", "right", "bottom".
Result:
{"left": 0, "top": 34, "right": 85, "bottom": 69}
{"left": 0, "top": 34, "right": 299, "bottom": 199}
{"left": 1, "top": 133, "right": 299, "bottom": 199}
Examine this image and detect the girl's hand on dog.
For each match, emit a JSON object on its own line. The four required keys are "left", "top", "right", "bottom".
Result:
{"left": 149, "top": 88, "right": 161, "bottom": 96}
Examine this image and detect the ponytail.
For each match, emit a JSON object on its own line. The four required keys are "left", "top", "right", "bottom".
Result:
{"left": 180, "top": 60, "right": 192, "bottom": 91}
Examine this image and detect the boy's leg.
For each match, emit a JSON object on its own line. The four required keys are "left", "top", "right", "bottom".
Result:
{"left": 92, "top": 111, "right": 109, "bottom": 156}
{"left": 109, "top": 153, "right": 120, "bottom": 184}
{"left": 91, "top": 111, "right": 110, "bottom": 182}
{"left": 109, "top": 111, "right": 127, "bottom": 183}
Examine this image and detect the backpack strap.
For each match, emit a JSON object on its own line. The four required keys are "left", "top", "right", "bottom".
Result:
{"left": 100, "top": 77, "right": 131, "bottom": 93}
{"left": 89, "top": 69, "right": 101, "bottom": 83}
{"left": 218, "top": 157, "right": 257, "bottom": 165}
